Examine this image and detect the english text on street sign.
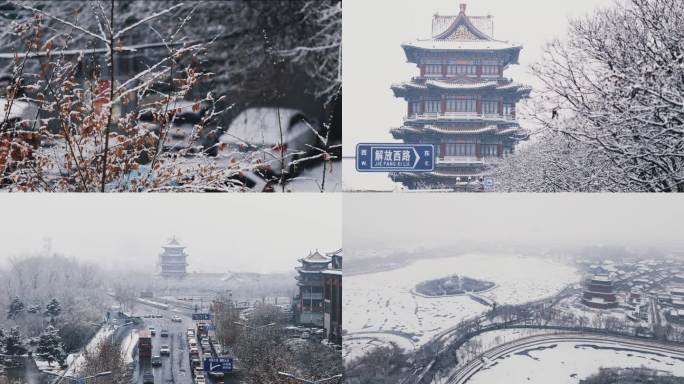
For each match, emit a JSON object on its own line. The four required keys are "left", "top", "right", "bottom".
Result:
{"left": 356, "top": 143, "right": 434, "bottom": 172}
{"left": 204, "top": 357, "right": 233, "bottom": 373}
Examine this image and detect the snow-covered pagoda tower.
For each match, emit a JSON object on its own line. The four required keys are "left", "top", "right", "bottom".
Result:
{"left": 158, "top": 237, "right": 188, "bottom": 278}
{"left": 390, "top": 3, "right": 531, "bottom": 190}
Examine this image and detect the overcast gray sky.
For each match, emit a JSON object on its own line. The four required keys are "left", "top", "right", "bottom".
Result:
{"left": 342, "top": 0, "right": 616, "bottom": 155}
{"left": 0, "top": 194, "right": 341, "bottom": 274}
{"left": 344, "top": 194, "right": 684, "bottom": 254}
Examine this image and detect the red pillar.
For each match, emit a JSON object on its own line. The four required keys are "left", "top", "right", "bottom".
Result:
{"left": 476, "top": 99, "right": 482, "bottom": 114}
{"left": 475, "top": 143, "right": 481, "bottom": 159}
{"left": 421, "top": 100, "right": 425, "bottom": 114}
{"left": 498, "top": 144, "right": 504, "bottom": 158}
{"left": 442, "top": 64, "right": 447, "bottom": 77}
{"left": 498, "top": 100, "right": 504, "bottom": 115}
{"left": 441, "top": 96, "right": 446, "bottom": 115}
{"left": 476, "top": 65, "right": 482, "bottom": 78}
{"left": 439, "top": 143, "right": 446, "bottom": 160}
{"left": 420, "top": 64, "right": 425, "bottom": 77}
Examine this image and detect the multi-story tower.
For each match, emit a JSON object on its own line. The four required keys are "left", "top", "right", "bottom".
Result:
{"left": 294, "top": 250, "right": 332, "bottom": 327}
{"left": 582, "top": 275, "right": 618, "bottom": 309}
{"left": 390, "top": 4, "right": 531, "bottom": 190}
{"left": 158, "top": 237, "right": 188, "bottom": 278}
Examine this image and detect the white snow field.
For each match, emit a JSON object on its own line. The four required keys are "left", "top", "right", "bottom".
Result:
{"left": 344, "top": 254, "right": 578, "bottom": 361}
{"left": 468, "top": 341, "right": 684, "bottom": 384}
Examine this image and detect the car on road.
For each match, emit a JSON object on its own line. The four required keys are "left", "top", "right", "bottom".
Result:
{"left": 151, "top": 356, "right": 162, "bottom": 367}
{"left": 191, "top": 357, "right": 201, "bottom": 367}
{"left": 195, "top": 377, "right": 206, "bottom": 384}
{"left": 148, "top": 327, "right": 156, "bottom": 336}
{"left": 190, "top": 346, "right": 199, "bottom": 355}
{"left": 301, "top": 331, "right": 310, "bottom": 339}
{"left": 160, "top": 345, "right": 170, "bottom": 356}
{"left": 194, "top": 366, "right": 205, "bottom": 378}
{"left": 160, "top": 329, "right": 169, "bottom": 337}
{"left": 217, "top": 107, "right": 321, "bottom": 179}
{"left": 187, "top": 328, "right": 195, "bottom": 337}
{"left": 143, "top": 371, "right": 154, "bottom": 384}
{"left": 171, "top": 315, "right": 182, "bottom": 322}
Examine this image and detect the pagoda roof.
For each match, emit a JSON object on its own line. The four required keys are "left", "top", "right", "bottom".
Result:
{"left": 163, "top": 237, "right": 185, "bottom": 249}
{"left": 392, "top": 79, "right": 531, "bottom": 95}
{"left": 392, "top": 124, "right": 524, "bottom": 137}
{"left": 402, "top": 4, "right": 522, "bottom": 64}
{"left": 298, "top": 250, "right": 331, "bottom": 264}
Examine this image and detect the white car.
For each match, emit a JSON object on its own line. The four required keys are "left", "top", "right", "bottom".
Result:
{"left": 0, "top": 98, "right": 40, "bottom": 130}
{"left": 160, "top": 345, "right": 170, "bottom": 355}
{"left": 171, "top": 315, "right": 182, "bottom": 322}
{"left": 218, "top": 108, "right": 319, "bottom": 178}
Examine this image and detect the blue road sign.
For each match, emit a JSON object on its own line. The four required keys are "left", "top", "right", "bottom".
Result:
{"left": 483, "top": 176, "right": 495, "bottom": 191}
{"left": 356, "top": 143, "right": 434, "bottom": 172}
{"left": 204, "top": 357, "right": 233, "bottom": 373}
{"left": 192, "top": 313, "right": 211, "bottom": 321}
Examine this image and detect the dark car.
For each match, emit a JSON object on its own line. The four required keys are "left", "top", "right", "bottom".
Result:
{"left": 160, "top": 329, "right": 169, "bottom": 337}
{"left": 151, "top": 356, "right": 162, "bottom": 367}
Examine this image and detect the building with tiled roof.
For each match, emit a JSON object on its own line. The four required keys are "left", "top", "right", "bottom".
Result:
{"left": 390, "top": 3, "right": 531, "bottom": 190}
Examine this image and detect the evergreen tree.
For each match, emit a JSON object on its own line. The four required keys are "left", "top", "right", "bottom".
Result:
{"left": 0, "top": 328, "right": 5, "bottom": 354}
{"left": 7, "top": 297, "right": 25, "bottom": 320}
{"left": 27, "top": 304, "right": 41, "bottom": 314}
{"left": 44, "top": 299, "right": 62, "bottom": 323}
{"left": 36, "top": 325, "right": 66, "bottom": 367}
{"left": 3, "top": 327, "right": 26, "bottom": 355}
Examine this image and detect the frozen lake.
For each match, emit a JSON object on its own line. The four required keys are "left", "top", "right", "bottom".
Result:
{"left": 343, "top": 254, "right": 579, "bottom": 361}
{"left": 468, "top": 340, "right": 684, "bottom": 384}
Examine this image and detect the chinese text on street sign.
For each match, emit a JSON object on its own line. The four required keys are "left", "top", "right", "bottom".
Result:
{"left": 356, "top": 143, "right": 434, "bottom": 172}
{"left": 204, "top": 357, "right": 233, "bottom": 373}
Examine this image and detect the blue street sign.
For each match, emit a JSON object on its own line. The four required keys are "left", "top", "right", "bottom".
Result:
{"left": 356, "top": 143, "right": 434, "bottom": 172}
{"left": 204, "top": 357, "right": 233, "bottom": 373}
{"left": 483, "top": 176, "right": 495, "bottom": 191}
{"left": 192, "top": 313, "right": 211, "bottom": 321}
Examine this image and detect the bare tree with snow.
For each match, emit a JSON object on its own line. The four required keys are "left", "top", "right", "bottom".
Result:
{"left": 497, "top": 0, "right": 684, "bottom": 192}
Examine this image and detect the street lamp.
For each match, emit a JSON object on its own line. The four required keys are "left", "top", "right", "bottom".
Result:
{"left": 277, "top": 372, "right": 343, "bottom": 384}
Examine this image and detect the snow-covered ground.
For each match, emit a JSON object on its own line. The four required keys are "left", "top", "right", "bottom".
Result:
{"left": 344, "top": 254, "right": 579, "bottom": 361}
{"left": 468, "top": 340, "right": 684, "bottom": 384}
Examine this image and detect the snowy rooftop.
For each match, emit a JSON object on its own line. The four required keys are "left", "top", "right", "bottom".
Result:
{"left": 591, "top": 275, "right": 613, "bottom": 283}
{"left": 402, "top": 4, "right": 521, "bottom": 63}
{"left": 392, "top": 79, "right": 530, "bottom": 93}
{"left": 299, "top": 250, "right": 332, "bottom": 264}
{"left": 403, "top": 39, "right": 520, "bottom": 52}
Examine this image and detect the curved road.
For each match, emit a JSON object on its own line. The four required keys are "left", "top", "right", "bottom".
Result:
{"left": 447, "top": 332, "right": 684, "bottom": 384}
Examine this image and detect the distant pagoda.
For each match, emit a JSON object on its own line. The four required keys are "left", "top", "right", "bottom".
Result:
{"left": 582, "top": 275, "right": 618, "bottom": 309}
{"left": 158, "top": 237, "right": 188, "bottom": 278}
{"left": 390, "top": 3, "right": 531, "bottom": 191}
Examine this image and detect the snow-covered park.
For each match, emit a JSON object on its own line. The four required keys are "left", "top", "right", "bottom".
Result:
{"left": 344, "top": 254, "right": 579, "bottom": 361}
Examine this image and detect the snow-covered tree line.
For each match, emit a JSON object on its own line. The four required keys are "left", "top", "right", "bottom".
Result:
{"left": 496, "top": 0, "right": 684, "bottom": 192}
{"left": 0, "top": 0, "right": 341, "bottom": 192}
{"left": 0, "top": 253, "right": 106, "bottom": 360}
